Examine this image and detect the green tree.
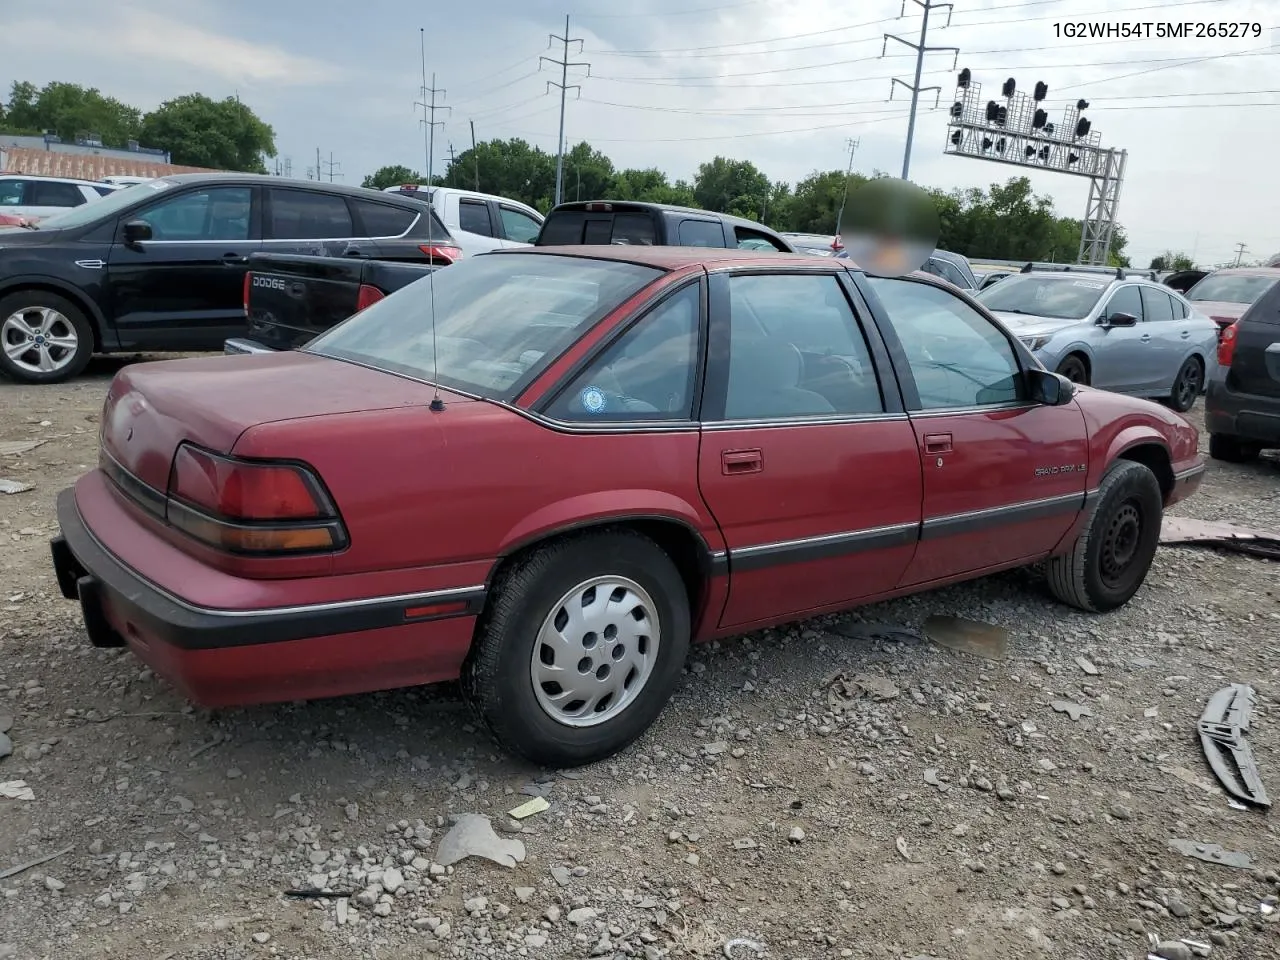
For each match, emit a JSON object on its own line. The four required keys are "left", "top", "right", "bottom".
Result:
{"left": 139, "top": 94, "right": 276, "bottom": 172}
{"left": 558, "top": 141, "right": 616, "bottom": 204}
{"left": 693, "top": 156, "right": 770, "bottom": 214}
{"left": 1, "top": 80, "right": 141, "bottom": 146}
{"left": 785, "top": 170, "right": 869, "bottom": 234}
{"left": 612, "top": 168, "right": 696, "bottom": 206}
{"left": 362, "top": 165, "right": 426, "bottom": 190}
{"left": 1149, "top": 250, "right": 1195, "bottom": 271}
{"left": 441, "top": 138, "right": 556, "bottom": 210}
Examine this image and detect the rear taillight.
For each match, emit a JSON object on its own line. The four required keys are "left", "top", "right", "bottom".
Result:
{"left": 1217, "top": 320, "right": 1239, "bottom": 368}
{"left": 242, "top": 273, "right": 251, "bottom": 313}
{"left": 165, "top": 444, "right": 347, "bottom": 555}
{"left": 355, "top": 284, "right": 385, "bottom": 312}
{"left": 419, "top": 244, "right": 463, "bottom": 264}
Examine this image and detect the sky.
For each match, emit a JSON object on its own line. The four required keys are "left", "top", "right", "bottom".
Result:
{"left": 5, "top": 0, "right": 1279, "bottom": 268}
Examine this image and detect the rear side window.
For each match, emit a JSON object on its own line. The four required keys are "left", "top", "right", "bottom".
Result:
{"left": 269, "top": 190, "right": 353, "bottom": 240}
{"left": 0, "top": 180, "right": 26, "bottom": 205}
{"left": 679, "top": 219, "right": 724, "bottom": 247}
{"left": 32, "top": 181, "right": 86, "bottom": 207}
{"left": 91, "top": 185, "right": 117, "bottom": 197}
{"left": 610, "top": 213, "right": 656, "bottom": 245}
{"left": 538, "top": 212, "right": 585, "bottom": 244}
{"left": 458, "top": 199, "right": 493, "bottom": 236}
{"left": 351, "top": 199, "right": 416, "bottom": 238}
{"left": 1170, "top": 295, "right": 1188, "bottom": 319}
{"left": 1140, "top": 286, "right": 1175, "bottom": 323}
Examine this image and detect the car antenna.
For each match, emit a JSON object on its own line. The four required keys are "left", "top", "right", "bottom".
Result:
{"left": 421, "top": 28, "right": 445, "bottom": 414}
{"left": 1020, "top": 262, "right": 1033, "bottom": 273}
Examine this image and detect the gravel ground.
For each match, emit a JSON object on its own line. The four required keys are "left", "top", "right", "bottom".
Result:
{"left": 1, "top": 360, "right": 1278, "bottom": 960}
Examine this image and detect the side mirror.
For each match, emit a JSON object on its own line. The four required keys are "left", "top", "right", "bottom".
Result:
{"left": 1028, "top": 369, "right": 1075, "bottom": 406}
{"left": 122, "top": 219, "right": 152, "bottom": 245}
{"left": 1103, "top": 311, "right": 1138, "bottom": 327}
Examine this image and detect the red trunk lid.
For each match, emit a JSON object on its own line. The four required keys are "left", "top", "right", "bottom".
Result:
{"left": 101, "top": 352, "right": 471, "bottom": 491}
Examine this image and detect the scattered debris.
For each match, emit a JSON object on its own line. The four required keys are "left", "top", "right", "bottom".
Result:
{"left": 0, "top": 479, "right": 31, "bottom": 495}
{"left": 1159, "top": 765, "right": 1218, "bottom": 795}
{"left": 787, "top": 826, "right": 805, "bottom": 844}
{"left": 507, "top": 796, "right": 549, "bottom": 820}
{"left": 826, "top": 671, "right": 899, "bottom": 710}
{"left": 1167, "top": 839, "right": 1253, "bottom": 870}
{"left": 723, "top": 937, "right": 766, "bottom": 958}
{"left": 1198, "top": 683, "right": 1270, "bottom": 808}
{"left": 434, "top": 814, "right": 526, "bottom": 868}
{"left": 830, "top": 619, "right": 922, "bottom": 644}
{"left": 0, "top": 780, "right": 34, "bottom": 801}
{"left": 1160, "top": 515, "right": 1280, "bottom": 560}
{"left": 922, "top": 615, "right": 1008, "bottom": 659}
{"left": 1074, "top": 656, "right": 1099, "bottom": 675}
{"left": 283, "top": 888, "right": 354, "bottom": 899}
{"left": 0, "top": 844, "right": 73, "bottom": 881}
{"left": 0, "top": 440, "right": 45, "bottom": 456}
{"left": 894, "top": 836, "right": 911, "bottom": 861}
{"left": 1051, "top": 700, "right": 1093, "bottom": 722}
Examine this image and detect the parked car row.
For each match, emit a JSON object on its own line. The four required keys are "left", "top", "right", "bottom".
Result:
{"left": 49, "top": 242, "right": 1205, "bottom": 765}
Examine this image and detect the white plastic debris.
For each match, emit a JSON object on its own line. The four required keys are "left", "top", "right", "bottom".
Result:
{"left": 434, "top": 814, "right": 525, "bottom": 868}
{"left": 0, "top": 780, "right": 35, "bottom": 801}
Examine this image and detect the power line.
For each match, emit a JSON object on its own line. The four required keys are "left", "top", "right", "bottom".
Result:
{"left": 577, "top": 0, "right": 771, "bottom": 20}
{"left": 321, "top": 152, "right": 342, "bottom": 182}
{"left": 885, "top": 0, "right": 959, "bottom": 180}
{"left": 450, "top": 66, "right": 541, "bottom": 108}
{"left": 416, "top": 29, "right": 450, "bottom": 188}
{"left": 541, "top": 15, "right": 590, "bottom": 206}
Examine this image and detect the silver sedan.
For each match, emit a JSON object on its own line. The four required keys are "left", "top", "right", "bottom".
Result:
{"left": 975, "top": 272, "right": 1219, "bottom": 412}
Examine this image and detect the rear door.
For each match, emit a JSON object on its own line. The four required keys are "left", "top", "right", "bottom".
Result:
{"left": 857, "top": 274, "right": 1089, "bottom": 586}
{"left": 696, "top": 266, "right": 923, "bottom": 629}
{"left": 1138, "top": 284, "right": 1185, "bottom": 391}
{"left": 105, "top": 183, "right": 262, "bottom": 350}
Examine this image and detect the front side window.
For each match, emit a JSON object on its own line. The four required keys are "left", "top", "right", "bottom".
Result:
{"left": 268, "top": 190, "right": 352, "bottom": 240}
{"left": 0, "top": 180, "right": 26, "bottom": 206}
{"left": 869, "top": 276, "right": 1022, "bottom": 410}
{"left": 1103, "top": 285, "right": 1144, "bottom": 322}
{"left": 923, "top": 257, "right": 966, "bottom": 288}
{"left": 544, "top": 283, "right": 700, "bottom": 422}
{"left": 458, "top": 199, "right": 493, "bottom": 236}
{"left": 307, "top": 253, "right": 662, "bottom": 400}
{"left": 137, "top": 187, "right": 251, "bottom": 241}
{"left": 977, "top": 274, "right": 1109, "bottom": 320}
{"left": 723, "top": 273, "right": 883, "bottom": 419}
{"left": 500, "top": 206, "right": 543, "bottom": 244}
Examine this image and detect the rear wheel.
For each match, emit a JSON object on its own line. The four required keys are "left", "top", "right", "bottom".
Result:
{"left": 1056, "top": 354, "right": 1090, "bottom": 385}
{"left": 1208, "top": 433, "right": 1261, "bottom": 463}
{"left": 1046, "top": 459, "right": 1163, "bottom": 612}
{"left": 1167, "top": 357, "right": 1203, "bottom": 412}
{"left": 462, "top": 528, "right": 691, "bottom": 767}
{"left": 0, "top": 290, "right": 94, "bottom": 384}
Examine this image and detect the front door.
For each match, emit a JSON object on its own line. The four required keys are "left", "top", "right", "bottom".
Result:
{"left": 1092, "top": 283, "right": 1152, "bottom": 393}
{"left": 105, "top": 184, "right": 261, "bottom": 350}
{"left": 858, "top": 274, "right": 1090, "bottom": 586}
{"left": 696, "top": 268, "right": 923, "bottom": 629}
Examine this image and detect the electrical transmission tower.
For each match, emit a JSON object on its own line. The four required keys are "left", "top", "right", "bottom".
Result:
{"left": 883, "top": 0, "right": 959, "bottom": 180}
{"left": 417, "top": 27, "right": 450, "bottom": 186}
{"left": 1233, "top": 242, "right": 1248, "bottom": 266}
{"left": 835, "top": 138, "right": 861, "bottom": 232}
{"left": 321, "top": 152, "right": 342, "bottom": 182}
{"left": 541, "top": 15, "right": 590, "bottom": 207}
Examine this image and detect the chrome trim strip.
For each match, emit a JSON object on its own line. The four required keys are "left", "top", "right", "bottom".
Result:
{"left": 223, "top": 338, "right": 275, "bottom": 355}
{"left": 702, "top": 412, "right": 907, "bottom": 430}
{"left": 731, "top": 521, "right": 919, "bottom": 559}
{"left": 138, "top": 212, "right": 424, "bottom": 246}
{"left": 908, "top": 402, "right": 1038, "bottom": 418}
{"left": 1174, "top": 463, "right": 1206, "bottom": 481}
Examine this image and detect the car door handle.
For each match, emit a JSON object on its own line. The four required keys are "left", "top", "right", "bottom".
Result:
{"left": 221, "top": 253, "right": 248, "bottom": 264}
{"left": 923, "top": 433, "right": 953, "bottom": 454}
{"left": 1140, "top": 334, "right": 1152, "bottom": 342}
{"left": 1181, "top": 330, "right": 1191, "bottom": 338}
{"left": 721, "top": 449, "right": 762, "bottom": 475}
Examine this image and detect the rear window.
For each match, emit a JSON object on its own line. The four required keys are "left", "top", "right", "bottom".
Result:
{"left": 539, "top": 210, "right": 657, "bottom": 246}
{"left": 351, "top": 199, "right": 416, "bottom": 237}
{"left": 1186, "top": 273, "right": 1279, "bottom": 305}
{"left": 306, "top": 253, "right": 662, "bottom": 400}
{"left": 976, "top": 274, "right": 1109, "bottom": 320}
{"left": 678, "top": 219, "right": 724, "bottom": 247}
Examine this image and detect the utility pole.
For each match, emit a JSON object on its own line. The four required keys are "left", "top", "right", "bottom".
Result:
{"left": 470, "top": 120, "right": 479, "bottom": 191}
{"left": 883, "top": 0, "right": 959, "bottom": 181}
{"left": 448, "top": 143, "right": 456, "bottom": 167}
{"left": 315, "top": 147, "right": 321, "bottom": 181}
{"left": 541, "top": 15, "right": 590, "bottom": 207}
{"left": 1233, "top": 242, "right": 1248, "bottom": 266}
{"left": 417, "top": 28, "right": 450, "bottom": 187}
{"left": 321, "top": 152, "right": 341, "bottom": 182}
{"left": 835, "top": 137, "right": 860, "bottom": 234}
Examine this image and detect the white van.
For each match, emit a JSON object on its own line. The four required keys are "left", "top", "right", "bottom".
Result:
{"left": 0, "top": 175, "right": 119, "bottom": 220}
{"left": 381, "top": 185, "right": 543, "bottom": 256}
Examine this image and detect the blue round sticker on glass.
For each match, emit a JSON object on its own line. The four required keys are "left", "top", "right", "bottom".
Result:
{"left": 580, "top": 385, "right": 607, "bottom": 413}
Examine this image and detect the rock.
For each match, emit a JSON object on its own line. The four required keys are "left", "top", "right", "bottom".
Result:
{"left": 226, "top": 768, "right": 242, "bottom": 779}
{"left": 464, "top": 896, "right": 488, "bottom": 914}
{"left": 251, "top": 932, "right": 270, "bottom": 944}
{"left": 344, "top": 802, "right": 359, "bottom": 822}
{"left": 1167, "top": 896, "right": 1191, "bottom": 918}
{"left": 1074, "top": 656, "right": 1099, "bottom": 675}
{"left": 1152, "top": 942, "right": 1193, "bottom": 960}
{"left": 1051, "top": 700, "right": 1093, "bottom": 722}
{"left": 1051, "top": 862, "right": 1067, "bottom": 875}
{"left": 568, "top": 906, "right": 597, "bottom": 925}
{"left": 545, "top": 905, "right": 562, "bottom": 923}
{"left": 703, "top": 741, "right": 729, "bottom": 755}
{"left": 514, "top": 886, "right": 535, "bottom": 903}
{"left": 44, "top": 876, "right": 65, "bottom": 892}
{"left": 1124, "top": 918, "right": 1146, "bottom": 934}
{"left": 1110, "top": 804, "right": 1134, "bottom": 822}
{"left": 525, "top": 934, "right": 548, "bottom": 948}
{"left": 788, "top": 826, "right": 805, "bottom": 843}
{"left": 550, "top": 865, "right": 571, "bottom": 886}
{"left": 373, "top": 901, "right": 392, "bottom": 917}
{"left": 381, "top": 867, "right": 404, "bottom": 893}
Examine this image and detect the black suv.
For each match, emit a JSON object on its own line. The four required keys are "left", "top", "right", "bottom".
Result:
{"left": 535, "top": 201, "right": 797, "bottom": 253}
{"left": 0, "top": 174, "right": 459, "bottom": 384}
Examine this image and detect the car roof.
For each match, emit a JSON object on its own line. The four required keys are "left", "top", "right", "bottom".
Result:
{"left": 547, "top": 200, "right": 785, "bottom": 234}
{"left": 493, "top": 245, "right": 837, "bottom": 270}
{"left": 0, "top": 173, "right": 108, "bottom": 186}
{"left": 1205, "top": 266, "right": 1280, "bottom": 278}
{"left": 157, "top": 172, "right": 414, "bottom": 201}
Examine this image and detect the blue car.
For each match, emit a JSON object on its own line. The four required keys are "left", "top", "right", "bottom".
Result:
{"left": 974, "top": 271, "right": 1219, "bottom": 412}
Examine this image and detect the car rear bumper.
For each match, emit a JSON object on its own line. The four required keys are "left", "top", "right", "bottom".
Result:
{"left": 223, "top": 338, "right": 276, "bottom": 355}
{"left": 1206, "top": 372, "right": 1280, "bottom": 445}
{"left": 51, "top": 487, "right": 484, "bottom": 707}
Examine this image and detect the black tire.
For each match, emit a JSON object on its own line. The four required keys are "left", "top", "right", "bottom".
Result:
{"left": 1046, "top": 460, "right": 1163, "bottom": 613}
{"left": 0, "top": 290, "right": 94, "bottom": 385}
{"left": 1167, "top": 356, "right": 1204, "bottom": 413}
{"left": 462, "top": 528, "right": 691, "bottom": 767}
{"left": 1208, "top": 433, "right": 1261, "bottom": 463}
{"left": 1056, "top": 354, "right": 1090, "bottom": 385}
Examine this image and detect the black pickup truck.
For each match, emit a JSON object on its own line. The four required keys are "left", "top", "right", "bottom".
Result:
{"left": 225, "top": 253, "right": 436, "bottom": 354}
{"left": 535, "top": 201, "right": 797, "bottom": 253}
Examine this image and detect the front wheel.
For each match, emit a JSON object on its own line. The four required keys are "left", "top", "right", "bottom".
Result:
{"left": 1167, "top": 357, "right": 1203, "bottom": 412}
{"left": 1045, "top": 460, "right": 1163, "bottom": 612}
{"left": 1056, "top": 354, "right": 1090, "bottom": 386}
{"left": 462, "top": 529, "right": 691, "bottom": 767}
{"left": 0, "top": 290, "right": 94, "bottom": 384}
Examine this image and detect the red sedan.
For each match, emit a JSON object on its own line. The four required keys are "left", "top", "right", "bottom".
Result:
{"left": 50, "top": 247, "right": 1204, "bottom": 766}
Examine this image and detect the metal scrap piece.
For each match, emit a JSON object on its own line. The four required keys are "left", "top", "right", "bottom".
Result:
{"left": 1160, "top": 516, "right": 1280, "bottom": 560}
{"left": 923, "top": 615, "right": 1008, "bottom": 660}
{"left": 1197, "top": 684, "right": 1270, "bottom": 808}
{"left": 1168, "top": 839, "right": 1253, "bottom": 870}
